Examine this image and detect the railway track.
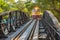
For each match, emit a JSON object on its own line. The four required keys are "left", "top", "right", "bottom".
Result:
{"left": 19, "top": 19, "right": 39, "bottom": 40}
{"left": 0, "top": 19, "right": 49, "bottom": 40}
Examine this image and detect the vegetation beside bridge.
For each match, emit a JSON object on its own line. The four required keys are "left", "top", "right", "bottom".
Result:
{"left": 0, "top": 0, "right": 60, "bottom": 22}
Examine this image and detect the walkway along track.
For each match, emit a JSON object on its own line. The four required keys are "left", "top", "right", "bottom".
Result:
{"left": 20, "top": 19, "right": 37, "bottom": 40}
{"left": 32, "top": 20, "right": 39, "bottom": 40}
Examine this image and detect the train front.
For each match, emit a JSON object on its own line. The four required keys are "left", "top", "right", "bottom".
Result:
{"left": 32, "top": 6, "right": 41, "bottom": 19}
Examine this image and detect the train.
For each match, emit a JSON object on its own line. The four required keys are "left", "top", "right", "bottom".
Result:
{"left": 32, "top": 6, "right": 41, "bottom": 19}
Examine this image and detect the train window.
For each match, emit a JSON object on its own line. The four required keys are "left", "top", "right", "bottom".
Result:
{"left": 32, "top": 9, "right": 40, "bottom": 12}
{"left": 32, "top": 9, "right": 36, "bottom": 12}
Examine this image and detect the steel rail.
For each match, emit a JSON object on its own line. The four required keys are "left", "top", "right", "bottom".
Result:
{"left": 32, "top": 20, "right": 39, "bottom": 40}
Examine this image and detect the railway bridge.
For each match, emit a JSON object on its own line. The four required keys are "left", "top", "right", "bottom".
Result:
{"left": 0, "top": 10, "right": 60, "bottom": 40}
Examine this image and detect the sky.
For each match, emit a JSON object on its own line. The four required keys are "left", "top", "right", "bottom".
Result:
{"left": 15, "top": 0, "right": 36, "bottom": 3}
{"left": 15, "top": 0, "right": 18, "bottom": 2}
{"left": 15, "top": 0, "right": 27, "bottom": 2}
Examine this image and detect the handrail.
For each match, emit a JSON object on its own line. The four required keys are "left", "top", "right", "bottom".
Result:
{"left": 0, "top": 10, "right": 29, "bottom": 37}
{"left": 42, "top": 19, "right": 60, "bottom": 36}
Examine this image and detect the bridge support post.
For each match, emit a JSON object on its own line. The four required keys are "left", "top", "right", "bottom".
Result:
{"left": 9, "top": 12, "right": 15, "bottom": 32}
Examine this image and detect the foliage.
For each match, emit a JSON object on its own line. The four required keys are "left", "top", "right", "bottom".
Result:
{"left": 0, "top": 7, "right": 4, "bottom": 13}
{"left": 0, "top": 0, "right": 60, "bottom": 22}
{"left": 35, "top": 0, "right": 60, "bottom": 22}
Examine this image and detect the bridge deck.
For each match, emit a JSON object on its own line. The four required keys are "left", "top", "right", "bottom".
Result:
{"left": 0, "top": 10, "right": 60, "bottom": 40}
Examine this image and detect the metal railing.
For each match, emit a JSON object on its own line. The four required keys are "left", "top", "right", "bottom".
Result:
{"left": 42, "top": 19, "right": 60, "bottom": 40}
{"left": 0, "top": 10, "right": 29, "bottom": 37}
{"left": 42, "top": 10, "right": 60, "bottom": 40}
